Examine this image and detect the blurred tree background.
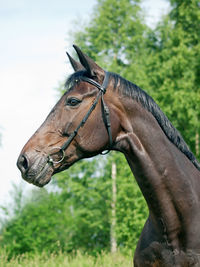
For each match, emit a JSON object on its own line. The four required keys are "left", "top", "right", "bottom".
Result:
{"left": 0, "top": 0, "right": 199, "bottom": 260}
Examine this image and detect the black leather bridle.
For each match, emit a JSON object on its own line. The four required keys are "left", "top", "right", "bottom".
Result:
{"left": 48, "top": 71, "right": 112, "bottom": 165}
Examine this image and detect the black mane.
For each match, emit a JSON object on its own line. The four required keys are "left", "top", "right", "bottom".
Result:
{"left": 65, "top": 70, "right": 88, "bottom": 91}
{"left": 65, "top": 71, "right": 200, "bottom": 171}
{"left": 110, "top": 72, "right": 200, "bottom": 171}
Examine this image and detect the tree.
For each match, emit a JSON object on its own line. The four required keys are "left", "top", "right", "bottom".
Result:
{"left": 53, "top": 151, "right": 148, "bottom": 252}
{"left": 0, "top": 158, "right": 112, "bottom": 258}
{"left": 72, "top": 0, "right": 150, "bottom": 87}
{"left": 104, "top": 152, "right": 147, "bottom": 250}
{"left": 0, "top": 188, "right": 71, "bottom": 258}
{"left": 146, "top": 0, "right": 200, "bottom": 159}
{"left": 54, "top": 156, "right": 112, "bottom": 254}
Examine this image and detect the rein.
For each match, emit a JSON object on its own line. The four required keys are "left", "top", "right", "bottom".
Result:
{"left": 48, "top": 71, "right": 112, "bottom": 165}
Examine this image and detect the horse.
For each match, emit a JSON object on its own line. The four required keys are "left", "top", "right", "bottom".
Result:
{"left": 17, "top": 45, "right": 200, "bottom": 266}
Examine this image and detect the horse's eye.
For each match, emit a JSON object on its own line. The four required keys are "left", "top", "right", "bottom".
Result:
{"left": 66, "top": 97, "right": 82, "bottom": 107}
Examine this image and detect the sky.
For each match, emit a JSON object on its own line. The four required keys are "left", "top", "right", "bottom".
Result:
{"left": 0, "top": 0, "right": 170, "bottom": 207}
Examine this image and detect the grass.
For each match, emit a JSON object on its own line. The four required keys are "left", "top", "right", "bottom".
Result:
{"left": 0, "top": 250, "right": 133, "bottom": 267}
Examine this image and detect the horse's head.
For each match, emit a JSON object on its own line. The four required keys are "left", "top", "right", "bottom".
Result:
{"left": 17, "top": 45, "right": 121, "bottom": 187}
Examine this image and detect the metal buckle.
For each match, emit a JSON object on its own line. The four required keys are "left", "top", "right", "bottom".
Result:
{"left": 100, "top": 150, "right": 110, "bottom": 155}
{"left": 48, "top": 147, "right": 65, "bottom": 165}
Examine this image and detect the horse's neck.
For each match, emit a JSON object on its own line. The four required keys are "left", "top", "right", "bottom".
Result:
{"left": 115, "top": 100, "right": 200, "bottom": 250}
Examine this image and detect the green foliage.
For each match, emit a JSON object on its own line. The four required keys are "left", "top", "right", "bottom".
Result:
{"left": 0, "top": 184, "right": 24, "bottom": 226}
{"left": 0, "top": 250, "right": 132, "bottom": 267}
{"left": 73, "top": 0, "right": 149, "bottom": 85}
{"left": 0, "top": 158, "right": 111, "bottom": 258}
{"left": 145, "top": 0, "right": 200, "bottom": 157}
{"left": 102, "top": 152, "right": 147, "bottom": 250}
{"left": 55, "top": 153, "right": 147, "bottom": 251}
{"left": 0, "top": 189, "right": 69, "bottom": 258}
{"left": 54, "top": 156, "right": 111, "bottom": 254}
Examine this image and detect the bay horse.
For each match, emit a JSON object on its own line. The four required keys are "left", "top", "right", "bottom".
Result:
{"left": 17, "top": 45, "right": 200, "bottom": 266}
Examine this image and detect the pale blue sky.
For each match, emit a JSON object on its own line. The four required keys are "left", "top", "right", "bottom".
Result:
{"left": 0, "top": 0, "right": 170, "bottom": 207}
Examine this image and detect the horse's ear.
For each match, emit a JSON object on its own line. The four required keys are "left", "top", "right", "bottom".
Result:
{"left": 73, "top": 44, "right": 104, "bottom": 78}
{"left": 66, "top": 52, "right": 83, "bottom": 71}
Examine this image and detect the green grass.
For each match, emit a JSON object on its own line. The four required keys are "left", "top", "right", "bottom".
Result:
{"left": 0, "top": 250, "right": 133, "bottom": 267}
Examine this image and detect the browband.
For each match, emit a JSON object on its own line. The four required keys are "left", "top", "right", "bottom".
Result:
{"left": 80, "top": 71, "right": 110, "bottom": 94}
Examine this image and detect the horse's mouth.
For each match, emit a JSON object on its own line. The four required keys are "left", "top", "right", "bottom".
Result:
{"left": 22, "top": 161, "right": 54, "bottom": 187}
{"left": 18, "top": 151, "right": 78, "bottom": 187}
{"left": 34, "top": 163, "right": 54, "bottom": 187}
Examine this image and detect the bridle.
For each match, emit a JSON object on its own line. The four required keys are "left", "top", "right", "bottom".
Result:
{"left": 47, "top": 71, "right": 112, "bottom": 165}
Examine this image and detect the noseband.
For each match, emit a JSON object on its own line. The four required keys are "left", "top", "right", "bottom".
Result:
{"left": 48, "top": 71, "right": 112, "bottom": 165}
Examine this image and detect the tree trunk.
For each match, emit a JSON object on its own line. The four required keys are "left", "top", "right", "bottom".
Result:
{"left": 196, "top": 132, "right": 199, "bottom": 156}
{"left": 111, "top": 162, "right": 117, "bottom": 253}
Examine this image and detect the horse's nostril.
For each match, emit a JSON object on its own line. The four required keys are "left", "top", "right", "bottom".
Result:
{"left": 17, "top": 154, "right": 29, "bottom": 175}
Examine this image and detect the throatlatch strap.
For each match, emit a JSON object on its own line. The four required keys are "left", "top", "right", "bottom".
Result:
{"left": 101, "top": 95, "right": 112, "bottom": 148}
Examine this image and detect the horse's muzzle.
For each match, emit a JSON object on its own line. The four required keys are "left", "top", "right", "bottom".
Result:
{"left": 17, "top": 153, "right": 54, "bottom": 187}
